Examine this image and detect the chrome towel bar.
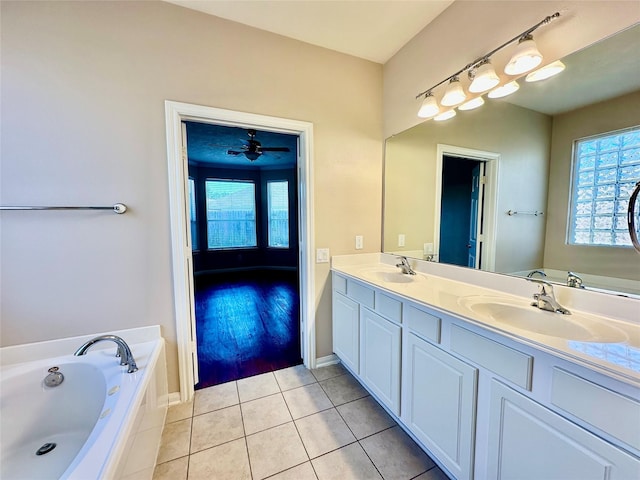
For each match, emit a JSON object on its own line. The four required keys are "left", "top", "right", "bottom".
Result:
{"left": 507, "top": 210, "right": 543, "bottom": 216}
{"left": 0, "top": 203, "right": 127, "bottom": 214}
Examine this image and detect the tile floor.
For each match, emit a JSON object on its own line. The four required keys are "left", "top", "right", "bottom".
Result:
{"left": 153, "top": 364, "right": 450, "bottom": 480}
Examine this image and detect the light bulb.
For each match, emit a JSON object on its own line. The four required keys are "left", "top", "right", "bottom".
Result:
{"left": 441, "top": 77, "right": 467, "bottom": 107}
{"left": 488, "top": 81, "right": 520, "bottom": 99}
{"left": 417, "top": 93, "right": 440, "bottom": 118}
{"left": 526, "top": 60, "right": 565, "bottom": 82}
{"left": 505, "top": 34, "right": 543, "bottom": 75}
{"left": 458, "top": 96, "right": 485, "bottom": 111}
{"left": 434, "top": 109, "right": 456, "bottom": 121}
{"left": 469, "top": 61, "right": 500, "bottom": 93}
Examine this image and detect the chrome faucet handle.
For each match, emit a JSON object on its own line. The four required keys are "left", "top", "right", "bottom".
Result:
{"left": 567, "top": 271, "right": 584, "bottom": 288}
{"left": 526, "top": 277, "right": 571, "bottom": 315}
{"left": 526, "top": 277, "right": 554, "bottom": 295}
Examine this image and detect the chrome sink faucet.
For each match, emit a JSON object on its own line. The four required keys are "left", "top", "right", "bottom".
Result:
{"left": 527, "top": 278, "right": 571, "bottom": 315}
{"left": 396, "top": 256, "right": 416, "bottom": 275}
{"left": 567, "top": 271, "right": 585, "bottom": 289}
{"left": 74, "top": 335, "right": 138, "bottom": 373}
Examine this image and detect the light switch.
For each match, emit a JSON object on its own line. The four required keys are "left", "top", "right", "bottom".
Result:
{"left": 424, "top": 242, "right": 434, "bottom": 254}
{"left": 316, "top": 248, "right": 330, "bottom": 263}
{"left": 355, "top": 235, "right": 364, "bottom": 249}
{"left": 398, "top": 234, "right": 405, "bottom": 247}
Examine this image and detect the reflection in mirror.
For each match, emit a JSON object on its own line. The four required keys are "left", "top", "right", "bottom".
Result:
{"left": 383, "top": 25, "right": 640, "bottom": 296}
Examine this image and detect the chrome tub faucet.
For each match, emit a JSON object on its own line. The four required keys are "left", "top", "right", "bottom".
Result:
{"left": 527, "top": 278, "right": 571, "bottom": 315}
{"left": 74, "top": 335, "right": 138, "bottom": 373}
{"left": 567, "top": 271, "right": 585, "bottom": 289}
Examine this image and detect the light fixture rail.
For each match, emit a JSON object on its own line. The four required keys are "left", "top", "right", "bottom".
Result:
{"left": 0, "top": 203, "right": 128, "bottom": 214}
{"left": 416, "top": 12, "right": 560, "bottom": 100}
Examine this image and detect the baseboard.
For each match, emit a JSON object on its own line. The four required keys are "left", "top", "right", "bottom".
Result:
{"left": 167, "top": 392, "right": 182, "bottom": 406}
{"left": 315, "top": 354, "right": 340, "bottom": 368}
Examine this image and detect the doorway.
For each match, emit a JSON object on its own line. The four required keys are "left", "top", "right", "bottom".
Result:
{"left": 165, "top": 102, "right": 315, "bottom": 402}
{"left": 439, "top": 156, "right": 484, "bottom": 268}
{"left": 434, "top": 144, "right": 499, "bottom": 272}
{"left": 185, "top": 122, "right": 301, "bottom": 388}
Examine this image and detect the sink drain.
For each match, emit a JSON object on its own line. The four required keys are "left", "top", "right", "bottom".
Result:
{"left": 36, "top": 442, "right": 57, "bottom": 456}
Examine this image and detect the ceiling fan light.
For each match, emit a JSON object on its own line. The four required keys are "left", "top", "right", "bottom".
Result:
{"left": 488, "top": 80, "right": 520, "bottom": 99}
{"left": 469, "top": 61, "right": 500, "bottom": 93}
{"left": 505, "top": 34, "right": 543, "bottom": 75}
{"left": 244, "top": 151, "right": 260, "bottom": 161}
{"left": 526, "top": 60, "right": 565, "bottom": 82}
{"left": 458, "top": 96, "right": 485, "bottom": 111}
{"left": 441, "top": 76, "right": 467, "bottom": 107}
{"left": 418, "top": 93, "right": 440, "bottom": 118}
{"left": 434, "top": 109, "right": 457, "bottom": 121}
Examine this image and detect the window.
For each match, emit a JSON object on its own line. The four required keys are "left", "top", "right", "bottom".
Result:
{"left": 188, "top": 178, "right": 198, "bottom": 251}
{"left": 205, "top": 179, "right": 257, "bottom": 249}
{"left": 267, "top": 180, "right": 289, "bottom": 248}
{"left": 569, "top": 127, "right": 640, "bottom": 246}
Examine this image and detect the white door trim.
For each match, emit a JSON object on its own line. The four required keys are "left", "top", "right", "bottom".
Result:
{"left": 165, "top": 101, "right": 315, "bottom": 402}
{"left": 435, "top": 144, "right": 499, "bottom": 271}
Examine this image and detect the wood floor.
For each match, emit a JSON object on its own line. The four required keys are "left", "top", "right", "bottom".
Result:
{"left": 194, "top": 270, "right": 301, "bottom": 389}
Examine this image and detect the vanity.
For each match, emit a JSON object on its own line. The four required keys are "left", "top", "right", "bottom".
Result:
{"left": 331, "top": 253, "right": 640, "bottom": 480}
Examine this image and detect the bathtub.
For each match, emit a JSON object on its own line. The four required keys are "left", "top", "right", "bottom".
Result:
{"left": 0, "top": 326, "right": 168, "bottom": 480}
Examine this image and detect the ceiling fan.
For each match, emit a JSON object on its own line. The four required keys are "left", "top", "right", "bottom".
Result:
{"left": 227, "top": 129, "right": 290, "bottom": 161}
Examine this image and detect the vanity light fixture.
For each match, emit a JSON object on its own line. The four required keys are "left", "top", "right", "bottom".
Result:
{"left": 441, "top": 76, "right": 466, "bottom": 106}
{"left": 418, "top": 92, "right": 440, "bottom": 118}
{"left": 468, "top": 60, "right": 500, "bottom": 93}
{"left": 526, "top": 60, "right": 566, "bottom": 82}
{"left": 434, "top": 109, "right": 457, "bottom": 121}
{"left": 458, "top": 96, "right": 485, "bottom": 111}
{"left": 488, "top": 80, "right": 520, "bottom": 99}
{"left": 415, "top": 11, "right": 560, "bottom": 118}
{"left": 504, "top": 34, "right": 544, "bottom": 75}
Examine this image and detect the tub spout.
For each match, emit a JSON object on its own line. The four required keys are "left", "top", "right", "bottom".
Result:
{"left": 74, "top": 335, "right": 138, "bottom": 373}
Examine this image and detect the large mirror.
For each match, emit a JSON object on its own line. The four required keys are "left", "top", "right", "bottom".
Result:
{"left": 383, "top": 25, "right": 640, "bottom": 296}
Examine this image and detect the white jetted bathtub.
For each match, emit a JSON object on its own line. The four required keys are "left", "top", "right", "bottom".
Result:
{"left": 0, "top": 326, "right": 168, "bottom": 480}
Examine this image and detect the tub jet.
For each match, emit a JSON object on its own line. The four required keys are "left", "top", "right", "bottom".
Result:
{"left": 36, "top": 443, "right": 57, "bottom": 456}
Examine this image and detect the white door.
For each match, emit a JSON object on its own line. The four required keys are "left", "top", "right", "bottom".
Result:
{"left": 402, "top": 333, "right": 477, "bottom": 480}
{"left": 181, "top": 122, "right": 199, "bottom": 385}
{"left": 360, "top": 307, "right": 401, "bottom": 415}
{"left": 332, "top": 292, "right": 360, "bottom": 374}
{"left": 487, "top": 379, "right": 640, "bottom": 479}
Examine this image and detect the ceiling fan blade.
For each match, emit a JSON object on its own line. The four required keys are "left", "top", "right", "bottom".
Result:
{"left": 227, "top": 150, "right": 243, "bottom": 155}
{"left": 259, "top": 147, "right": 291, "bottom": 152}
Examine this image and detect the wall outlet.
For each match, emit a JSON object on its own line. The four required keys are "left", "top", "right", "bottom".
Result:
{"left": 398, "top": 234, "right": 405, "bottom": 247}
{"left": 316, "top": 248, "right": 330, "bottom": 263}
{"left": 424, "top": 242, "right": 434, "bottom": 254}
{"left": 355, "top": 235, "right": 364, "bottom": 250}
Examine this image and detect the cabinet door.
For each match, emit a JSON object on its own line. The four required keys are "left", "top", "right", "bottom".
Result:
{"left": 360, "top": 308, "right": 401, "bottom": 415}
{"left": 332, "top": 291, "right": 359, "bottom": 374}
{"left": 487, "top": 379, "right": 640, "bottom": 480}
{"left": 402, "top": 333, "right": 477, "bottom": 480}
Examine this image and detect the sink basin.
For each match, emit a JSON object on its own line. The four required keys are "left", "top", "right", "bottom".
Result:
{"left": 458, "top": 296, "right": 627, "bottom": 343}
{"left": 358, "top": 267, "right": 423, "bottom": 284}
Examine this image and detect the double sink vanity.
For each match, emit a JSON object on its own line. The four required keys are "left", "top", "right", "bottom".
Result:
{"left": 331, "top": 253, "right": 640, "bottom": 480}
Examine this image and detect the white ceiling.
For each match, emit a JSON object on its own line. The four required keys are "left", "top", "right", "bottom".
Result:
{"left": 165, "top": 0, "right": 455, "bottom": 64}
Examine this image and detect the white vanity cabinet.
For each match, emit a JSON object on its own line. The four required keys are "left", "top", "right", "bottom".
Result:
{"left": 331, "top": 291, "right": 360, "bottom": 374}
{"left": 360, "top": 307, "right": 401, "bottom": 415}
{"left": 487, "top": 379, "right": 640, "bottom": 479}
{"left": 402, "top": 331, "right": 477, "bottom": 480}
{"left": 331, "top": 268, "right": 640, "bottom": 480}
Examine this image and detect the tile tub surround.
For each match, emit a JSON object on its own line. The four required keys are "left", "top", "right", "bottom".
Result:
{"left": 332, "top": 253, "right": 640, "bottom": 386}
{"left": 154, "top": 364, "right": 447, "bottom": 480}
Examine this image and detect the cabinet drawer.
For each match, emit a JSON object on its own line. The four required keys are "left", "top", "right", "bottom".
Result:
{"left": 375, "top": 291, "right": 402, "bottom": 324}
{"left": 404, "top": 304, "right": 440, "bottom": 343}
{"left": 450, "top": 325, "right": 533, "bottom": 390}
{"left": 347, "top": 279, "right": 374, "bottom": 308}
{"left": 333, "top": 273, "right": 347, "bottom": 295}
{"left": 551, "top": 368, "right": 640, "bottom": 451}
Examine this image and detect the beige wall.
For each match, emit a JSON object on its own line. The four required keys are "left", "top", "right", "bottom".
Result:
{"left": 0, "top": 1, "right": 382, "bottom": 392}
{"left": 544, "top": 90, "right": 640, "bottom": 280}
{"left": 384, "top": 1, "right": 640, "bottom": 138}
{"left": 384, "top": 100, "right": 551, "bottom": 273}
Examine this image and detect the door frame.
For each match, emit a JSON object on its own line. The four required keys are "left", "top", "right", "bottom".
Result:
{"left": 165, "top": 101, "right": 315, "bottom": 402}
{"left": 435, "top": 144, "right": 499, "bottom": 271}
